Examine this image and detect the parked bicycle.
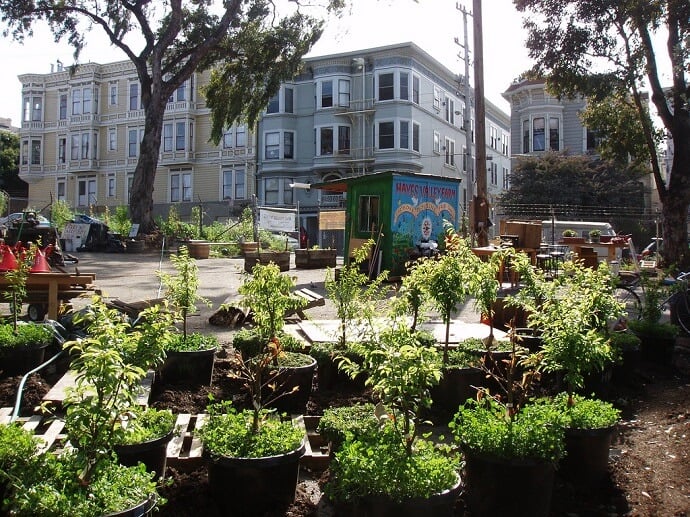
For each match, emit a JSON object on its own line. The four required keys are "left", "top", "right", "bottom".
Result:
{"left": 613, "top": 270, "right": 690, "bottom": 334}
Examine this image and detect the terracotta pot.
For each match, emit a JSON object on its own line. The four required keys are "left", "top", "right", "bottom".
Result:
{"left": 187, "top": 240, "right": 210, "bottom": 259}
{"left": 239, "top": 241, "right": 259, "bottom": 255}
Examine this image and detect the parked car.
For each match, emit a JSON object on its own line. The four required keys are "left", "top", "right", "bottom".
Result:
{"left": 0, "top": 212, "right": 51, "bottom": 228}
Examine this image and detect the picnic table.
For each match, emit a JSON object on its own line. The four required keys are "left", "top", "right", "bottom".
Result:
{"left": 0, "top": 271, "right": 97, "bottom": 320}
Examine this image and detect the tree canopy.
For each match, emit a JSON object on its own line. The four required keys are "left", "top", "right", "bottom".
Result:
{"left": 514, "top": 0, "right": 690, "bottom": 269}
{"left": 0, "top": 0, "right": 344, "bottom": 233}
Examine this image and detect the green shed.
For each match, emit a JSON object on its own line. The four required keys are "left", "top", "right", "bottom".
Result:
{"left": 313, "top": 172, "right": 461, "bottom": 277}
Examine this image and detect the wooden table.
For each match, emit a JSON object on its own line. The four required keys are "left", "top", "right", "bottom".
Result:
{"left": 0, "top": 272, "right": 97, "bottom": 320}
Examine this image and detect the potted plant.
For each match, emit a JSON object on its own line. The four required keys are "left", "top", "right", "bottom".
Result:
{"left": 294, "top": 245, "right": 337, "bottom": 269}
{"left": 201, "top": 271, "right": 309, "bottom": 515}
{"left": 316, "top": 402, "right": 380, "bottom": 456}
{"left": 234, "top": 262, "right": 315, "bottom": 413}
{"left": 589, "top": 229, "right": 602, "bottom": 243}
{"left": 0, "top": 245, "right": 55, "bottom": 378}
{"left": 450, "top": 394, "right": 565, "bottom": 517}
{"left": 627, "top": 274, "right": 679, "bottom": 365}
{"left": 5, "top": 299, "right": 168, "bottom": 516}
{"left": 328, "top": 321, "right": 461, "bottom": 514}
{"left": 546, "top": 392, "right": 620, "bottom": 485}
{"left": 561, "top": 228, "right": 585, "bottom": 244}
{"left": 158, "top": 245, "right": 217, "bottom": 385}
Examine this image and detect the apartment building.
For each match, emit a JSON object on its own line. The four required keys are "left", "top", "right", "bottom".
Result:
{"left": 17, "top": 42, "right": 511, "bottom": 234}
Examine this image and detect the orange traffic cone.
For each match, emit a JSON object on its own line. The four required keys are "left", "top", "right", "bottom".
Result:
{"left": 0, "top": 245, "right": 18, "bottom": 271}
{"left": 30, "top": 247, "right": 51, "bottom": 273}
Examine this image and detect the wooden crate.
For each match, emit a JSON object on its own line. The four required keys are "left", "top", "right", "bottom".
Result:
{"left": 0, "top": 409, "right": 67, "bottom": 453}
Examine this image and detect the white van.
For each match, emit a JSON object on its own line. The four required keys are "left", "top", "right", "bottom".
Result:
{"left": 541, "top": 220, "right": 616, "bottom": 244}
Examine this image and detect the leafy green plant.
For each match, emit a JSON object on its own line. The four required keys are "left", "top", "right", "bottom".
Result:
{"left": 0, "top": 322, "right": 53, "bottom": 350}
{"left": 627, "top": 274, "right": 679, "bottom": 339}
{"left": 166, "top": 331, "right": 218, "bottom": 353}
{"left": 324, "top": 240, "right": 389, "bottom": 350}
{"left": 562, "top": 229, "right": 578, "bottom": 237}
{"left": 450, "top": 395, "right": 565, "bottom": 462}
{"left": 425, "top": 224, "right": 481, "bottom": 364}
{"left": 103, "top": 205, "right": 132, "bottom": 236}
{"left": 390, "top": 255, "right": 433, "bottom": 331}
{"left": 326, "top": 423, "right": 458, "bottom": 504}
{"left": 548, "top": 392, "right": 620, "bottom": 430}
{"left": 3, "top": 245, "right": 32, "bottom": 331}
{"left": 49, "top": 199, "right": 75, "bottom": 233}
{"left": 115, "top": 407, "right": 176, "bottom": 445}
{"left": 158, "top": 245, "right": 211, "bottom": 340}
{"left": 200, "top": 400, "right": 303, "bottom": 459}
{"left": 317, "top": 403, "right": 380, "bottom": 450}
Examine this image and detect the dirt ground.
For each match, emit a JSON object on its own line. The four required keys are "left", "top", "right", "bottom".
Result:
{"left": 1, "top": 252, "right": 689, "bottom": 516}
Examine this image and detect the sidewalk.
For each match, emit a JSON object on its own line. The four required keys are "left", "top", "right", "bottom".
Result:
{"left": 60, "top": 250, "right": 482, "bottom": 343}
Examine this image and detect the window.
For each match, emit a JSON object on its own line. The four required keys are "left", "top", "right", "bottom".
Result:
{"left": 338, "top": 126, "right": 350, "bottom": 154}
{"left": 433, "top": 86, "right": 441, "bottom": 110}
{"left": 175, "top": 122, "right": 186, "bottom": 151}
{"left": 490, "top": 162, "right": 498, "bottom": 185}
{"left": 30, "top": 140, "right": 41, "bottom": 165}
{"left": 107, "top": 174, "right": 116, "bottom": 198}
{"left": 222, "top": 169, "right": 246, "bottom": 200}
{"left": 502, "top": 167, "right": 510, "bottom": 189}
{"left": 444, "top": 96, "right": 455, "bottom": 124}
{"left": 108, "top": 128, "right": 117, "bottom": 151}
{"left": 70, "top": 135, "right": 79, "bottom": 161}
{"left": 532, "top": 117, "right": 545, "bottom": 151}
{"left": 265, "top": 177, "right": 279, "bottom": 204}
{"left": 412, "top": 75, "right": 420, "bottom": 104}
{"left": 400, "top": 72, "right": 409, "bottom": 101}
{"left": 126, "top": 174, "right": 134, "bottom": 202}
{"left": 31, "top": 97, "right": 42, "bottom": 122}
{"left": 56, "top": 179, "right": 66, "bottom": 202}
{"left": 400, "top": 120, "right": 409, "bottom": 149}
{"left": 77, "top": 177, "right": 97, "bottom": 207}
{"left": 490, "top": 126, "right": 498, "bottom": 149}
{"left": 462, "top": 146, "right": 468, "bottom": 172}
{"left": 265, "top": 132, "right": 280, "bottom": 159}
{"left": 236, "top": 126, "right": 246, "bottom": 147}
{"left": 433, "top": 131, "right": 441, "bottom": 154}
{"left": 338, "top": 79, "right": 350, "bottom": 107}
{"left": 59, "top": 94, "right": 67, "bottom": 120}
{"left": 502, "top": 133, "right": 509, "bottom": 155}
{"left": 163, "top": 124, "right": 173, "bottom": 152}
{"left": 72, "top": 89, "right": 82, "bottom": 115}
{"left": 109, "top": 84, "right": 118, "bottom": 106}
{"left": 83, "top": 88, "right": 92, "bottom": 114}
{"left": 20, "top": 141, "right": 28, "bottom": 165}
{"left": 549, "top": 118, "right": 560, "bottom": 151}
{"left": 320, "top": 127, "right": 334, "bottom": 155}
{"left": 378, "top": 121, "right": 394, "bottom": 149}
{"left": 284, "top": 132, "right": 294, "bottom": 159}
{"left": 129, "top": 83, "right": 140, "bottom": 111}
{"left": 321, "top": 81, "right": 333, "bottom": 108}
{"left": 58, "top": 138, "right": 66, "bottom": 164}
{"left": 170, "top": 170, "right": 192, "bottom": 202}
{"left": 176, "top": 82, "right": 186, "bottom": 102}
{"left": 267, "top": 93, "right": 279, "bottom": 114}
{"left": 128, "top": 128, "right": 144, "bottom": 157}
{"left": 284, "top": 87, "right": 294, "bottom": 113}
{"left": 22, "top": 98, "right": 30, "bottom": 122}
{"left": 81, "top": 133, "right": 90, "bottom": 159}
{"left": 522, "top": 119, "right": 530, "bottom": 153}
{"left": 444, "top": 137, "right": 455, "bottom": 166}
{"left": 358, "top": 195, "right": 380, "bottom": 233}
{"left": 378, "top": 73, "right": 394, "bottom": 101}
{"left": 412, "top": 123, "right": 420, "bottom": 152}
{"left": 222, "top": 128, "right": 233, "bottom": 148}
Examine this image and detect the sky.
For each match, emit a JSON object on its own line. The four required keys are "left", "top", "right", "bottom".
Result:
{"left": 0, "top": 0, "right": 530, "bottom": 125}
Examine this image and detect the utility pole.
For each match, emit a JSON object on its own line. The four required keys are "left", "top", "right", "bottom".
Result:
{"left": 456, "top": 3, "right": 474, "bottom": 241}
{"left": 472, "top": 0, "right": 489, "bottom": 246}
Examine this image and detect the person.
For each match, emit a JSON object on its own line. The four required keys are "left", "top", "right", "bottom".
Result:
{"left": 299, "top": 226, "right": 308, "bottom": 249}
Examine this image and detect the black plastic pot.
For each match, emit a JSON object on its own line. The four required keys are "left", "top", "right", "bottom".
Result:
{"left": 333, "top": 473, "right": 461, "bottom": 517}
{"left": 514, "top": 328, "right": 543, "bottom": 353}
{"left": 206, "top": 441, "right": 306, "bottom": 516}
{"left": 158, "top": 347, "right": 216, "bottom": 386}
{"left": 560, "top": 425, "right": 617, "bottom": 485}
{"left": 429, "top": 366, "right": 484, "bottom": 423}
{"left": 637, "top": 333, "right": 676, "bottom": 366}
{"left": 265, "top": 353, "right": 317, "bottom": 414}
{"left": 463, "top": 450, "right": 555, "bottom": 517}
{"left": 102, "top": 494, "right": 157, "bottom": 517}
{"left": 0, "top": 341, "right": 51, "bottom": 378}
{"left": 114, "top": 430, "right": 174, "bottom": 480}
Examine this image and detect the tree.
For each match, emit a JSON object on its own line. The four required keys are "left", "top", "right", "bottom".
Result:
{"left": 500, "top": 151, "right": 645, "bottom": 212}
{"left": 514, "top": 0, "right": 690, "bottom": 269}
{"left": 0, "top": 0, "right": 344, "bottom": 233}
{"left": 0, "top": 130, "right": 25, "bottom": 203}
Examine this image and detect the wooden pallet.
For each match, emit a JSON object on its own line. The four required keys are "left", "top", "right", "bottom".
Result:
{"left": 166, "top": 413, "right": 207, "bottom": 471}
{"left": 0, "top": 408, "right": 67, "bottom": 453}
{"left": 295, "top": 415, "right": 330, "bottom": 471}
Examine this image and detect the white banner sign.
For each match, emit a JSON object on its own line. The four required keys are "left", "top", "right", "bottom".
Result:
{"left": 259, "top": 208, "right": 297, "bottom": 233}
{"left": 61, "top": 223, "right": 91, "bottom": 239}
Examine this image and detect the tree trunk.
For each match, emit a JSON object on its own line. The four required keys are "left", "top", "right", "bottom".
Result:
{"left": 661, "top": 118, "right": 690, "bottom": 271}
{"left": 129, "top": 98, "right": 167, "bottom": 234}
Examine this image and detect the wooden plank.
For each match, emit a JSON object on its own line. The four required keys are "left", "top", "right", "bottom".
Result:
{"left": 188, "top": 414, "right": 206, "bottom": 459}
{"left": 44, "top": 369, "right": 154, "bottom": 408}
{"left": 0, "top": 407, "right": 12, "bottom": 424}
{"left": 167, "top": 413, "right": 192, "bottom": 459}
{"left": 166, "top": 414, "right": 207, "bottom": 472}
{"left": 296, "top": 288, "right": 325, "bottom": 306}
{"left": 21, "top": 414, "right": 43, "bottom": 432}
{"left": 35, "top": 419, "right": 66, "bottom": 453}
